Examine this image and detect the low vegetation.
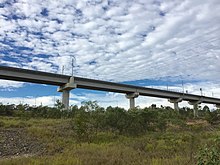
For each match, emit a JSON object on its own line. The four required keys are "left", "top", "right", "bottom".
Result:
{"left": 0, "top": 101, "right": 220, "bottom": 164}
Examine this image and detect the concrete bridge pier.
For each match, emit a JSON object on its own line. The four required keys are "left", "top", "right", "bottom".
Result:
{"left": 168, "top": 98, "right": 182, "bottom": 111}
{"left": 188, "top": 101, "right": 202, "bottom": 118}
{"left": 125, "top": 92, "right": 139, "bottom": 109}
{"left": 57, "top": 77, "right": 77, "bottom": 110}
{"left": 62, "top": 90, "right": 70, "bottom": 109}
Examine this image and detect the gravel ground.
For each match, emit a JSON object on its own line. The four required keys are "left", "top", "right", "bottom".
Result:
{"left": 0, "top": 128, "right": 46, "bottom": 158}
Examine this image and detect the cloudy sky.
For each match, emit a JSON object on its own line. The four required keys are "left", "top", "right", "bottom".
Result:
{"left": 0, "top": 0, "right": 220, "bottom": 109}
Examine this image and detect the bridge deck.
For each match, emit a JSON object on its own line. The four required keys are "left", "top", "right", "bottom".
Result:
{"left": 0, "top": 65, "right": 220, "bottom": 105}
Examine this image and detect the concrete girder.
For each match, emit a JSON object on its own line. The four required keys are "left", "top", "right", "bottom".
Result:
{"left": 125, "top": 92, "right": 139, "bottom": 109}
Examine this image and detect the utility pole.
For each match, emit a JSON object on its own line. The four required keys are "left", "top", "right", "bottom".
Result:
{"left": 71, "top": 56, "right": 76, "bottom": 76}
{"left": 53, "top": 95, "right": 56, "bottom": 107}
{"left": 182, "top": 80, "right": 184, "bottom": 93}
{"left": 200, "top": 88, "right": 203, "bottom": 96}
{"left": 71, "top": 58, "right": 74, "bottom": 76}
{"left": 62, "top": 66, "right": 64, "bottom": 74}
{"left": 35, "top": 96, "right": 37, "bottom": 107}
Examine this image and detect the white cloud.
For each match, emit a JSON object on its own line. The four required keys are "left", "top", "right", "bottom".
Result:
{"left": 0, "top": 0, "right": 220, "bottom": 104}
{"left": 0, "top": 95, "right": 79, "bottom": 107}
{"left": 0, "top": 0, "right": 218, "bottom": 81}
{"left": 0, "top": 80, "right": 24, "bottom": 89}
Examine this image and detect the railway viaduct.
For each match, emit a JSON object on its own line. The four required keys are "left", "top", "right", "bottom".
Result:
{"left": 0, "top": 65, "right": 220, "bottom": 117}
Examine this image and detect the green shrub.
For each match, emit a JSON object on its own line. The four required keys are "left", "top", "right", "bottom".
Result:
{"left": 197, "top": 145, "right": 220, "bottom": 165}
{"left": 196, "top": 138, "right": 220, "bottom": 165}
{"left": 71, "top": 111, "right": 96, "bottom": 142}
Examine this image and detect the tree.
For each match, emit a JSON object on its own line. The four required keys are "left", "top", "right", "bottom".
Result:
{"left": 81, "top": 101, "right": 100, "bottom": 111}
{"left": 202, "top": 105, "right": 210, "bottom": 112}
{"left": 54, "top": 100, "right": 64, "bottom": 109}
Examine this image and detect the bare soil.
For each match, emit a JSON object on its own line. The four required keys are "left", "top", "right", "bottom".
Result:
{"left": 0, "top": 128, "right": 46, "bottom": 158}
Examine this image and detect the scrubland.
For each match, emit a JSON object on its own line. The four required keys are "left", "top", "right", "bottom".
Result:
{"left": 0, "top": 101, "right": 219, "bottom": 165}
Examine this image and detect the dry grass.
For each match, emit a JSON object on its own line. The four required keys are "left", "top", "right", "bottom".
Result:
{"left": 0, "top": 117, "right": 220, "bottom": 165}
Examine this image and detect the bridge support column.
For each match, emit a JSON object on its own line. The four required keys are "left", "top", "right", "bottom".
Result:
{"left": 216, "top": 104, "right": 220, "bottom": 109}
{"left": 168, "top": 98, "right": 182, "bottom": 111}
{"left": 58, "top": 77, "right": 77, "bottom": 110}
{"left": 62, "top": 90, "right": 70, "bottom": 109}
{"left": 125, "top": 92, "right": 139, "bottom": 109}
{"left": 188, "top": 101, "right": 202, "bottom": 118}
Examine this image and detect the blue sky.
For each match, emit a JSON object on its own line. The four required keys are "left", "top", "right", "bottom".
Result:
{"left": 0, "top": 0, "right": 220, "bottom": 109}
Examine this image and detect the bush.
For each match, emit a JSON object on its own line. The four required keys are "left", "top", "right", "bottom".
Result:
{"left": 197, "top": 138, "right": 220, "bottom": 165}
{"left": 0, "top": 101, "right": 200, "bottom": 137}
{"left": 197, "top": 145, "right": 220, "bottom": 165}
{"left": 71, "top": 111, "right": 96, "bottom": 142}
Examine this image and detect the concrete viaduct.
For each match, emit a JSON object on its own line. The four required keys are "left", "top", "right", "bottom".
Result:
{"left": 0, "top": 65, "right": 220, "bottom": 117}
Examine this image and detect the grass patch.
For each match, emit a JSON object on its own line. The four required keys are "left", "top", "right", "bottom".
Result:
{"left": 0, "top": 117, "right": 220, "bottom": 164}
{"left": 0, "top": 117, "right": 31, "bottom": 128}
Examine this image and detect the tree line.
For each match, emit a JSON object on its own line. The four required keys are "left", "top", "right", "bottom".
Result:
{"left": 0, "top": 100, "right": 220, "bottom": 136}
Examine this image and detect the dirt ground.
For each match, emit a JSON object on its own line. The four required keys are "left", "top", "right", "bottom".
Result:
{"left": 0, "top": 128, "right": 46, "bottom": 158}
